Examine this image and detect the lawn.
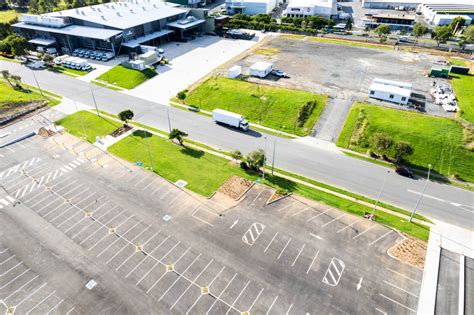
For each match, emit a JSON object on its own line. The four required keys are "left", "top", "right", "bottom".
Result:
{"left": 96, "top": 65, "right": 157, "bottom": 89}
{"left": 307, "top": 37, "right": 392, "bottom": 50}
{"left": 337, "top": 102, "right": 474, "bottom": 182}
{"left": 0, "top": 81, "right": 58, "bottom": 116}
{"left": 0, "top": 10, "right": 21, "bottom": 23}
{"left": 108, "top": 129, "right": 429, "bottom": 240}
{"left": 48, "top": 65, "right": 89, "bottom": 76}
{"left": 55, "top": 110, "right": 122, "bottom": 143}
{"left": 184, "top": 77, "right": 327, "bottom": 136}
{"left": 451, "top": 73, "right": 474, "bottom": 124}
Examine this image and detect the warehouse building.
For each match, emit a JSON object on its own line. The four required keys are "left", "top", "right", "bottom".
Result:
{"left": 362, "top": 0, "right": 474, "bottom": 10}
{"left": 225, "top": 0, "right": 278, "bottom": 15}
{"left": 418, "top": 3, "right": 474, "bottom": 26}
{"left": 12, "top": 0, "right": 207, "bottom": 56}
{"left": 283, "top": 0, "right": 337, "bottom": 19}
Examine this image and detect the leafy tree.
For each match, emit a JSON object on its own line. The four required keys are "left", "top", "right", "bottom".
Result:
{"left": 449, "top": 16, "right": 465, "bottom": 33}
{"left": 231, "top": 149, "right": 242, "bottom": 162}
{"left": 412, "top": 23, "right": 429, "bottom": 43}
{"left": 169, "top": 128, "right": 188, "bottom": 146}
{"left": 432, "top": 25, "right": 452, "bottom": 46}
{"left": 1, "top": 70, "right": 12, "bottom": 86}
{"left": 1, "top": 34, "right": 31, "bottom": 56}
{"left": 395, "top": 141, "right": 414, "bottom": 162}
{"left": 375, "top": 24, "right": 391, "bottom": 38}
{"left": 465, "top": 25, "right": 474, "bottom": 43}
{"left": 371, "top": 132, "right": 393, "bottom": 154}
{"left": 345, "top": 18, "right": 352, "bottom": 30}
{"left": 233, "top": 13, "right": 251, "bottom": 21}
{"left": 253, "top": 14, "right": 271, "bottom": 24}
{"left": 245, "top": 149, "right": 265, "bottom": 171}
{"left": 176, "top": 90, "right": 187, "bottom": 102}
{"left": 118, "top": 109, "right": 134, "bottom": 127}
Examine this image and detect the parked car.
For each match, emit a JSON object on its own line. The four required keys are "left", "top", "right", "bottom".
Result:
{"left": 271, "top": 69, "right": 290, "bottom": 78}
{"left": 395, "top": 166, "right": 414, "bottom": 178}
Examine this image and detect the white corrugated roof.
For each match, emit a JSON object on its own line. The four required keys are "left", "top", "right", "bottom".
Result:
{"left": 13, "top": 22, "right": 122, "bottom": 39}
{"left": 288, "top": 0, "right": 335, "bottom": 8}
{"left": 250, "top": 62, "right": 273, "bottom": 71}
{"left": 373, "top": 78, "right": 413, "bottom": 89}
{"left": 43, "top": 0, "right": 186, "bottom": 30}
{"left": 369, "top": 83, "right": 412, "bottom": 97}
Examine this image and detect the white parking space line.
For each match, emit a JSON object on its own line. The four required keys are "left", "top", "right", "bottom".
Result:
{"left": 286, "top": 303, "right": 293, "bottom": 315}
{"left": 79, "top": 207, "right": 122, "bottom": 245}
{"left": 251, "top": 189, "right": 264, "bottom": 205}
{"left": 169, "top": 259, "right": 214, "bottom": 310}
{"left": 0, "top": 268, "right": 30, "bottom": 290}
{"left": 306, "top": 208, "right": 332, "bottom": 222}
{"left": 264, "top": 232, "right": 279, "bottom": 253}
{"left": 88, "top": 215, "right": 133, "bottom": 251}
{"left": 0, "top": 248, "right": 9, "bottom": 254}
{"left": 46, "top": 298, "right": 64, "bottom": 314}
{"left": 379, "top": 293, "right": 416, "bottom": 313}
{"left": 136, "top": 241, "right": 182, "bottom": 286}
{"left": 276, "top": 201, "right": 297, "bottom": 212}
{"left": 71, "top": 208, "right": 115, "bottom": 239}
{"left": 96, "top": 219, "right": 141, "bottom": 257}
{"left": 141, "top": 179, "right": 157, "bottom": 191}
{"left": 306, "top": 250, "right": 320, "bottom": 274}
{"left": 0, "top": 261, "right": 22, "bottom": 277}
{"left": 205, "top": 273, "right": 238, "bottom": 315}
{"left": 292, "top": 244, "right": 305, "bottom": 267}
{"left": 375, "top": 307, "right": 387, "bottom": 314}
{"left": 248, "top": 287, "right": 264, "bottom": 312}
{"left": 125, "top": 234, "right": 168, "bottom": 278}
{"left": 36, "top": 197, "right": 62, "bottom": 215}
{"left": 266, "top": 295, "right": 278, "bottom": 315}
{"left": 133, "top": 174, "right": 152, "bottom": 187}
{"left": 368, "top": 230, "right": 393, "bottom": 246}
{"left": 105, "top": 223, "right": 148, "bottom": 264}
{"left": 185, "top": 265, "right": 226, "bottom": 315}
{"left": 49, "top": 205, "right": 74, "bottom": 224}
{"left": 383, "top": 280, "right": 419, "bottom": 297}
{"left": 13, "top": 282, "right": 47, "bottom": 307}
{"left": 291, "top": 206, "right": 311, "bottom": 217}
{"left": 0, "top": 254, "right": 15, "bottom": 265}
{"left": 25, "top": 290, "right": 56, "bottom": 315}
{"left": 3, "top": 275, "right": 40, "bottom": 301}
{"left": 321, "top": 214, "right": 347, "bottom": 227}
{"left": 160, "top": 189, "right": 173, "bottom": 201}
{"left": 337, "top": 218, "right": 363, "bottom": 233}
{"left": 277, "top": 238, "right": 292, "bottom": 260}
{"left": 385, "top": 268, "right": 421, "bottom": 284}
{"left": 352, "top": 224, "right": 378, "bottom": 240}
{"left": 225, "top": 279, "right": 250, "bottom": 315}
{"left": 157, "top": 253, "right": 202, "bottom": 302}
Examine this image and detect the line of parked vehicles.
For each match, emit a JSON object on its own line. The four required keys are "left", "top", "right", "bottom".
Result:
{"left": 53, "top": 55, "right": 92, "bottom": 71}
{"left": 72, "top": 48, "right": 115, "bottom": 61}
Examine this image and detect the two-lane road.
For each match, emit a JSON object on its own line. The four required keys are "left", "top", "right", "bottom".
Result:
{"left": 2, "top": 60, "right": 473, "bottom": 230}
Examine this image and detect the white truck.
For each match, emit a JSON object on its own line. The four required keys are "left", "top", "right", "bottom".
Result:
{"left": 212, "top": 109, "right": 249, "bottom": 131}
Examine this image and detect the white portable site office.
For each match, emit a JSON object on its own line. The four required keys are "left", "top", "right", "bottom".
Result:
{"left": 369, "top": 78, "right": 412, "bottom": 105}
{"left": 249, "top": 62, "right": 273, "bottom": 78}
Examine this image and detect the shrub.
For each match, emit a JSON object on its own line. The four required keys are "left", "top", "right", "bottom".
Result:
{"left": 296, "top": 100, "right": 316, "bottom": 127}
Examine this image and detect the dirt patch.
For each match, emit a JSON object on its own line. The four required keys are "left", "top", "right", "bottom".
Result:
{"left": 217, "top": 176, "right": 253, "bottom": 200}
{"left": 268, "top": 190, "right": 289, "bottom": 204}
{"left": 110, "top": 125, "right": 132, "bottom": 137}
{"left": 388, "top": 236, "right": 427, "bottom": 269}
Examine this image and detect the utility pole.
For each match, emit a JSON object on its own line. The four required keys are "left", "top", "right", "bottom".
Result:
{"left": 90, "top": 88, "right": 100, "bottom": 116}
{"left": 167, "top": 107, "right": 172, "bottom": 133}
{"left": 262, "top": 137, "right": 267, "bottom": 184}
{"left": 74, "top": 100, "right": 87, "bottom": 140}
{"left": 371, "top": 170, "right": 390, "bottom": 215}
{"left": 145, "top": 131, "right": 154, "bottom": 172}
{"left": 271, "top": 140, "right": 276, "bottom": 175}
{"left": 410, "top": 164, "right": 432, "bottom": 222}
{"left": 31, "top": 70, "right": 44, "bottom": 97}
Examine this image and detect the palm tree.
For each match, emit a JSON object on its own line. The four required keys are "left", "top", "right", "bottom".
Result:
{"left": 169, "top": 128, "right": 188, "bottom": 146}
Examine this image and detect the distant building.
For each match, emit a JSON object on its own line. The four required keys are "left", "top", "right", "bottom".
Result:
{"left": 225, "top": 0, "right": 278, "bottom": 15}
{"left": 364, "top": 13, "right": 415, "bottom": 30}
{"left": 362, "top": 0, "right": 474, "bottom": 11}
{"left": 283, "top": 0, "right": 337, "bottom": 19}
{"left": 12, "top": 0, "right": 207, "bottom": 55}
{"left": 418, "top": 3, "right": 474, "bottom": 26}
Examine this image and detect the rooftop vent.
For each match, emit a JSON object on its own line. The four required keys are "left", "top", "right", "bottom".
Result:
{"left": 117, "top": 12, "right": 121, "bottom": 16}
{"left": 81, "top": 11, "right": 86, "bottom": 15}
{"left": 142, "top": 6, "right": 146, "bottom": 10}
{"left": 97, "top": 7, "right": 101, "bottom": 12}
{"left": 75, "top": 8, "right": 79, "bottom": 13}
{"left": 130, "top": 8, "right": 134, "bottom": 13}
{"left": 153, "top": 4, "right": 157, "bottom": 8}
{"left": 91, "top": 7, "right": 96, "bottom": 11}
{"left": 111, "top": 5, "right": 115, "bottom": 9}
{"left": 101, "top": 15, "right": 106, "bottom": 20}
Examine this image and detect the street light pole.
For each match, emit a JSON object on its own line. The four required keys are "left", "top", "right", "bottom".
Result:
{"left": 371, "top": 170, "right": 390, "bottom": 215}
{"left": 90, "top": 88, "right": 100, "bottom": 116}
{"left": 145, "top": 131, "right": 154, "bottom": 172}
{"left": 410, "top": 164, "right": 432, "bottom": 222}
{"left": 271, "top": 140, "right": 276, "bottom": 175}
{"left": 31, "top": 70, "right": 44, "bottom": 97}
{"left": 167, "top": 107, "right": 172, "bottom": 133}
{"left": 262, "top": 137, "right": 267, "bottom": 184}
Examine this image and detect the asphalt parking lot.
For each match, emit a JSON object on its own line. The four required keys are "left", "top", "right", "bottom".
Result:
{"left": 0, "top": 132, "right": 423, "bottom": 314}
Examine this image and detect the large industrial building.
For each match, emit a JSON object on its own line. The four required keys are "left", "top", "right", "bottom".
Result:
{"left": 418, "top": 3, "right": 474, "bottom": 26}
{"left": 283, "top": 0, "right": 337, "bottom": 19}
{"left": 362, "top": 0, "right": 473, "bottom": 10}
{"left": 12, "top": 0, "right": 207, "bottom": 56}
{"left": 225, "top": 0, "right": 278, "bottom": 15}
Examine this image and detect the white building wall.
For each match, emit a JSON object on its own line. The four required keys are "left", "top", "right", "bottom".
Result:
{"left": 369, "top": 89, "right": 410, "bottom": 105}
{"left": 362, "top": 1, "right": 420, "bottom": 9}
{"left": 284, "top": 0, "right": 336, "bottom": 18}
{"left": 226, "top": 0, "right": 277, "bottom": 15}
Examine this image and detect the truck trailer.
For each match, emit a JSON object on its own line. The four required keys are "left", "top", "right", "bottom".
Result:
{"left": 212, "top": 109, "right": 249, "bottom": 131}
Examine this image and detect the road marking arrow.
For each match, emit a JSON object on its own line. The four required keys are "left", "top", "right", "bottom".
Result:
{"left": 357, "top": 277, "right": 363, "bottom": 291}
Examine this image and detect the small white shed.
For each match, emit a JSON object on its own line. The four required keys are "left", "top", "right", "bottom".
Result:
{"left": 228, "top": 65, "right": 242, "bottom": 79}
{"left": 249, "top": 62, "right": 273, "bottom": 78}
{"left": 369, "top": 83, "right": 411, "bottom": 105}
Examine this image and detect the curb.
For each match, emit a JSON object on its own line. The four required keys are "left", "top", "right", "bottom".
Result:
{"left": 0, "top": 131, "right": 36, "bottom": 148}
{"left": 417, "top": 230, "right": 441, "bottom": 314}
